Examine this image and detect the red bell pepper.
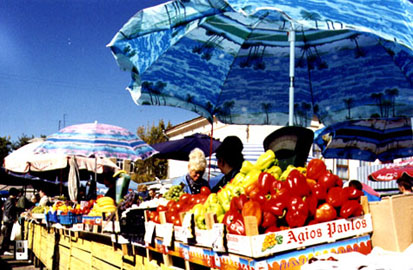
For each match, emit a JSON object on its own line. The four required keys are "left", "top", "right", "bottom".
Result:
{"left": 286, "top": 169, "right": 310, "bottom": 197}
{"left": 340, "top": 200, "right": 363, "bottom": 218}
{"left": 227, "top": 216, "right": 246, "bottom": 235}
{"left": 270, "top": 179, "right": 289, "bottom": 195}
{"left": 306, "top": 159, "right": 327, "bottom": 181}
{"left": 286, "top": 196, "right": 309, "bottom": 228}
{"left": 343, "top": 187, "right": 364, "bottom": 200}
{"left": 311, "top": 183, "right": 327, "bottom": 201}
{"left": 265, "top": 225, "right": 280, "bottom": 233}
{"left": 326, "top": 187, "right": 348, "bottom": 207}
{"left": 306, "top": 194, "right": 318, "bottom": 217}
{"left": 250, "top": 191, "right": 270, "bottom": 205}
{"left": 222, "top": 210, "right": 242, "bottom": 227}
{"left": 261, "top": 211, "right": 277, "bottom": 228}
{"left": 318, "top": 171, "right": 340, "bottom": 190}
{"left": 241, "top": 200, "right": 262, "bottom": 226}
{"left": 230, "top": 194, "right": 250, "bottom": 211}
{"left": 258, "top": 172, "right": 276, "bottom": 194}
{"left": 315, "top": 203, "right": 337, "bottom": 223}
{"left": 245, "top": 181, "right": 259, "bottom": 197}
{"left": 265, "top": 197, "right": 288, "bottom": 217}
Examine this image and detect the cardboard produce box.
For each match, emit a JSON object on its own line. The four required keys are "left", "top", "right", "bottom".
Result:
{"left": 369, "top": 194, "right": 413, "bottom": 252}
{"left": 226, "top": 214, "right": 373, "bottom": 258}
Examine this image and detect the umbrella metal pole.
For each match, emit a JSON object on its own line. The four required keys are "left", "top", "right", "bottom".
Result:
{"left": 95, "top": 157, "right": 97, "bottom": 196}
{"left": 288, "top": 29, "right": 295, "bottom": 126}
{"left": 208, "top": 121, "right": 214, "bottom": 182}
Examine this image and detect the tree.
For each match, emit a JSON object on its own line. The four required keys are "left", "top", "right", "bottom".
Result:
{"left": 12, "top": 134, "right": 35, "bottom": 150}
{"left": 0, "top": 136, "right": 13, "bottom": 167}
{"left": 132, "top": 120, "right": 172, "bottom": 183}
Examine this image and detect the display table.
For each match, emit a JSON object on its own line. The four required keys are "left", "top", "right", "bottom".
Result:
{"left": 24, "top": 220, "right": 372, "bottom": 270}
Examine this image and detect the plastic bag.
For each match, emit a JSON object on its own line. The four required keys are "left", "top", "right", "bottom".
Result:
{"left": 10, "top": 221, "right": 22, "bottom": 241}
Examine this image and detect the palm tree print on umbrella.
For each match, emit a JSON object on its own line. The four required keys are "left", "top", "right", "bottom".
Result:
{"left": 370, "top": 88, "right": 400, "bottom": 118}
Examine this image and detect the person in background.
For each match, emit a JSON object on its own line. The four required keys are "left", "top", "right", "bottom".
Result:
{"left": 137, "top": 184, "right": 149, "bottom": 200}
{"left": 103, "top": 174, "right": 116, "bottom": 200}
{"left": 0, "top": 188, "right": 19, "bottom": 255}
{"left": 16, "top": 189, "right": 33, "bottom": 212}
{"left": 173, "top": 148, "right": 210, "bottom": 194}
{"left": 147, "top": 188, "right": 157, "bottom": 200}
{"left": 30, "top": 194, "right": 40, "bottom": 207}
{"left": 396, "top": 174, "right": 413, "bottom": 194}
{"left": 211, "top": 136, "right": 244, "bottom": 193}
{"left": 38, "top": 189, "right": 50, "bottom": 207}
{"left": 348, "top": 179, "right": 380, "bottom": 202}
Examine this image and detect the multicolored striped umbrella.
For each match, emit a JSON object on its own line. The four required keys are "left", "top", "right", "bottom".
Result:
{"left": 314, "top": 117, "right": 413, "bottom": 162}
{"left": 35, "top": 122, "right": 157, "bottom": 161}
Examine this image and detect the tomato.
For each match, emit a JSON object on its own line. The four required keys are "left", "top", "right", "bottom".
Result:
{"left": 166, "top": 200, "right": 176, "bottom": 209}
{"left": 189, "top": 194, "right": 197, "bottom": 206}
{"left": 200, "top": 186, "right": 211, "bottom": 196}
{"left": 174, "top": 201, "right": 184, "bottom": 212}
{"left": 179, "top": 193, "right": 191, "bottom": 204}
{"left": 173, "top": 217, "right": 182, "bottom": 226}
{"left": 306, "top": 159, "right": 327, "bottom": 181}
{"left": 147, "top": 210, "right": 157, "bottom": 221}
{"left": 157, "top": 205, "right": 167, "bottom": 212}
{"left": 195, "top": 195, "right": 207, "bottom": 204}
{"left": 153, "top": 214, "right": 160, "bottom": 224}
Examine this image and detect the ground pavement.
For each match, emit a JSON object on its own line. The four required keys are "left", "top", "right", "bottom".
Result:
{"left": 0, "top": 235, "right": 40, "bottom": 270}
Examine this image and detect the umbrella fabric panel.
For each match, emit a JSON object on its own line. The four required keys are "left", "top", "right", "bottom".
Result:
{"left": 368, "top": 157, "right": 413, "bottom": 181}
{"left": 151, "top": 133, "right": 221, "bottom": 161}
{"left": 109, "top": 3, "right": 413, "bottom": 127}
{"left": 314, "top": 118, "right": 413, "bottom": 162}
{"left": 357, "top": 164, "right": 399, "bottom": 189}
{"left": 36, "top": 123, "right": 157, "bottom": 161}
{"left": 227, "top": 0, "right": 413, "bottom": 51}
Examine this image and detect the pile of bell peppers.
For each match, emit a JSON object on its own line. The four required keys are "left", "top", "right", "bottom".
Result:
{"left": 221, "top": 158, "right": 365, "bottom": 235}
{"left": 151, "top": 153, "right": 365, "bottom": 237}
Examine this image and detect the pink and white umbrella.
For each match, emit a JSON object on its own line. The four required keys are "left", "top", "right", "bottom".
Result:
{"left": 34, "top": 122, "right": 157, "bottom": 161}
{"left": 368, "top": 158, "right": 413, "bottom": 181}
{"left": 4, "top": 140, "right": 118, "bottom": 174}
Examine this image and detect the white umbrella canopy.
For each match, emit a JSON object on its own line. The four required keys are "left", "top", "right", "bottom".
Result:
{"left": 3, "top": 140, "right": 119, "bottom": 174}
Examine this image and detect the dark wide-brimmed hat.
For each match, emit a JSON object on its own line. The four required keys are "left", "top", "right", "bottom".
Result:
{"left": 263, "top": 126, "right": 314, "bottom": 170}
{"left": 215, "top": 136, "right": 243, "bottom": 159}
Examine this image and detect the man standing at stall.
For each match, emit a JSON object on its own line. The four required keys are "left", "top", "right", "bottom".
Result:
{"left": 1, "top": 188, "right": 19, "bottom": 256}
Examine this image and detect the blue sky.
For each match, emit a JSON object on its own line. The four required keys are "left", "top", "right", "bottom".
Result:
{"left": 0, "top": 0, "right": 198, "bottom": 142}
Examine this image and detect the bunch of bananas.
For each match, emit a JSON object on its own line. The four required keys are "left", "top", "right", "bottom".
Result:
{"left": 88, "top": 196, "right": 117, "bottom": 216}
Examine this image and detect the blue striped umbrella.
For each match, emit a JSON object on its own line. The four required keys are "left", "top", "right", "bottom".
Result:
{"left": 314, "top": 117, "right": 413, "bottom": 162}
{"left": 35, "top": 122, "right": 157, "bottom": 161}
{"left": 108, "top": 0, "right": 413, "bottom": 127}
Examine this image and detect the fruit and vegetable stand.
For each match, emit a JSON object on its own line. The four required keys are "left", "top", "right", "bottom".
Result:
{"left": 24, "top": 219, "right": 372, "bottom": 270}
{"left": 22, "top": 151, "right": 378, "bottom": 269}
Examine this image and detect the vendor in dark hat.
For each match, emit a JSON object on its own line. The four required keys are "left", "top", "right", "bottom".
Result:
{"left": 211, "top": 136, "right": 244, "bottom": 193}
{"left": 397, "top": 173, "right": 413, "bottom": 194}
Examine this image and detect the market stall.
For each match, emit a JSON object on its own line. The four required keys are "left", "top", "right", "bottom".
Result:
{"left": 22, "top": 140, "right": 391, "bottom": 270}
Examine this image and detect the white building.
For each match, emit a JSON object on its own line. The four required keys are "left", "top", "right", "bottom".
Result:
{"left": 162, "top": 116, "right": 396, "bottom": 191}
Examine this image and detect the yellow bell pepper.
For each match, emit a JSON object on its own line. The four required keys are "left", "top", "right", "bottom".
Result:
{"left": 265, "top": 165, "right": 282, "bottom": 179}
{"left": 240, "top": 168, "right": 261, "bottom": 189}
{"left": 240, "top": 160, "right": 255, "bottom": 174}
{"left": 231, "top": 172, "right": 245, "bottom": 186}
{"left": 280, "top": 164, "right": 296, "bottom": 181}
{"left": 217, "top": 188, "right": 232, "bottom": 212}
{"left": 255, "top": 150, "right": 276, "bottom": 171}
{"left": 296, "top": 166, "right": 307, "bottom": 175}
